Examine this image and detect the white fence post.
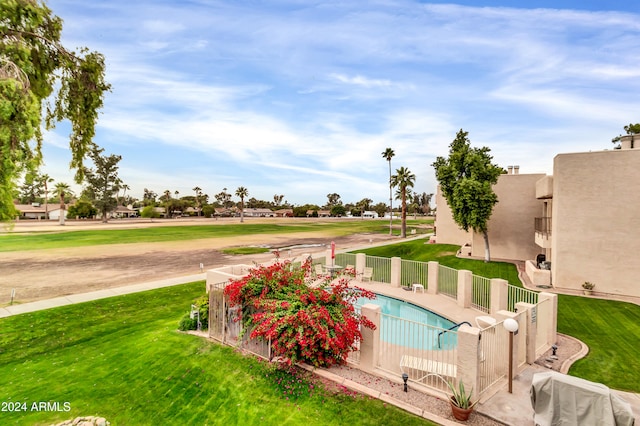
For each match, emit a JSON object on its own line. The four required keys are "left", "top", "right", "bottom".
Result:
{"left": 457, "top": 324, "right": 481, "bottom": 398}
{"left": 355, "top": 253, "right": 366, "bottom": 278}
{"left": 359, "top": 304, "right": 381, "bottom": 373}
{"left": 457, "top": 270, "right": 473, "bottom": 308}
{"left": 538, "top": 292, "right": 558, "bottom": 347}
{"left": 427, "top": 261, "right": 439, "bottom": 294}
{"left": 490, "top": 279, "right": 509, "bottom": 314}
{"left": 515, "top": 302, "right": 537, "bottom": 364}
{"left": 390, "top": 257, "right": 402, "bottom": 288}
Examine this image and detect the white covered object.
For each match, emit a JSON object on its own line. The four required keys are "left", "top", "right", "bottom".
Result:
{"left": 530, "top": 371, "right": 634, "bottom": 426}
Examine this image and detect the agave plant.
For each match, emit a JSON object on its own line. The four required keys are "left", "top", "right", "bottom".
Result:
{"left": 448, "top": 380, "right": 476, "bottom": 409}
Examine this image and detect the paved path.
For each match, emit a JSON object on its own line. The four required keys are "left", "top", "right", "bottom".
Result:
{"left": 0, "top": 274, "right": 206, "bottom": 318}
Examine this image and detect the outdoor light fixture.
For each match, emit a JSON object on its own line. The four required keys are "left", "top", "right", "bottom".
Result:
{"left": 402, "top": 373, "right": 409, "bottom": 392}
{"left": 552, "top": 345, "right": 558, "bottom": 357}
{"left": 503, "top": 318, "right": 519, "bottom": 394}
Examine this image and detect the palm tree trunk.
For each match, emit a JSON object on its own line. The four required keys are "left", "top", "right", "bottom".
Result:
{"left": 59, "top": 192, "right": 65, "bottom": 226}
{"left": 240, "top": 199, "right": 244, "bottom": 223}
{"left": 401, "top": 191, "right": 407, "bottom": 238}
{"left": 388, "top": 161, "right": 393, "bottom": 235}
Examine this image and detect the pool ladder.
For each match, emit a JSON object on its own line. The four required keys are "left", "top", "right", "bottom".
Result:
{"left": 437, "top": 321, "right": 472, "bottom": 348}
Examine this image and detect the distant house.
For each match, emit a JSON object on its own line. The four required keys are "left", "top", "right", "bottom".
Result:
{"left": 214, "top": 207, "right": 235, "bottom": 217}
{"left": 242, "top": 208, "right": 274, "bottom": 217}
{"left": 15, "top": 203, "right": 46, "bottom": 219}
{"left": 363, "top": 211, "right": 379, "bottom": 218}
{"left": 274, "top": 208, "right": 293, "bottom": 217}
{"left": 113, "top": 205, "right": 136, "bottom": 218}
{"left": 306, "top": 209, "right": 331, "bottom": 217}
{"left": 14, "top": 203, "right": 67, "bottom": 220}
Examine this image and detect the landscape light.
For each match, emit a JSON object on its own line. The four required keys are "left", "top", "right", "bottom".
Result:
{"left": 503, "top": 318, "right": 519, "bottom": 393}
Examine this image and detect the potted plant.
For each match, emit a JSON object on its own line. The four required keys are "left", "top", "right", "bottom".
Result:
{"left": 582, "top": 281, "right": 595, "bottom": 296}
{"left": 447, "top": 380, "right": 476, "bottom": 421}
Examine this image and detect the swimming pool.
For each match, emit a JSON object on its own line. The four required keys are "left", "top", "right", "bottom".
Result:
{"left": 355, "top": 293, "right": 458, "bottom": 350}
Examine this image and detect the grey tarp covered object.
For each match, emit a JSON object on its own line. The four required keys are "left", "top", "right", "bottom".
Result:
{"left": 531, "top": 371, "right": 635, "bottom": 426}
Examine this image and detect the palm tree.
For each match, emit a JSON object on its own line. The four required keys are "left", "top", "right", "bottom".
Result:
{"left": 120, "top": 184, "right": 130, "bottom": 207}
{"left": 39, "top": 174, "right": 53, "bottom": 220}
{"left": 390, "top": 167, "right": 415, "bottom": 238}
{"left": 193, "top": 186, "right": 202, "bottom": 216}
{"left": 54, "top": 182, "right": 71, "bottom": 225}
{"left": 235, "top": 186, "right": 248, "bottom": 223}
{"left": 381, "top": 148, "right": 395, "bottom": 235}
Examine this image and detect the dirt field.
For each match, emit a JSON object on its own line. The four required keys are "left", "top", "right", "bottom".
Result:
{"left": 0, "top": 218, "right": 398, "bottom": 304}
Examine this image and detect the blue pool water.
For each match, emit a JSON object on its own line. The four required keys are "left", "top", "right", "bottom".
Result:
{"left": 355, "top": 293, "right": 458, "bottom": 350}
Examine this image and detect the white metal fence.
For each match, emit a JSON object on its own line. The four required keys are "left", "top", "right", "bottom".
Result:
{"left": 478, "top": 321, "right": 509, "bottom": 395}
{"left": 438, "top": 265, "right": 458, "bottom": 299}
{"left": 400, "top": 259, "right": 429, "bottom": 289}
{"left": 508, "top": 285, "right": 538, "bottom": 311}
{"left": 472, "top": 275, "right": 491, "bottom": 313}
{"left": 377, "top": 313, "right": 457, "bottom": 394}
{"left": 365, "top": 255, "right": 392, "bottom": 283}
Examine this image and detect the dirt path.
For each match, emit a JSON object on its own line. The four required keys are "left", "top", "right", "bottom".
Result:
{"left": 0, "top": 221, "right": 396, "bottom": 304}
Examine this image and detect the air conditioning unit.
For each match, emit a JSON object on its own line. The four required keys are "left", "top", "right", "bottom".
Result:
{"left": 540, "top": 261, "right": 551, "bottom": 270}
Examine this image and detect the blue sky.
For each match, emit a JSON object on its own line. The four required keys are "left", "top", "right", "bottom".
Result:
{"left": 42, "top": 0, "right": 640, "bottom": 206}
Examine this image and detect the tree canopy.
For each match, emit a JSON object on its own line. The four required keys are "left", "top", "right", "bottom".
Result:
{"left": 432, "top": 129, "right": 502, "bottom": 261}
{"left": 0, "top": 0, "right": 110, "bottom": 221}
{"left": 82, "top": 146, "right": 122, "bottom": 223}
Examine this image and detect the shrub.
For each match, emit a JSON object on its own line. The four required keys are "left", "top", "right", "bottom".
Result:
{"left": 224, "top": 259, "right": 375, "bottom": 367}
{"left": 178, "top": 294, "right": 209, "bottom": 331}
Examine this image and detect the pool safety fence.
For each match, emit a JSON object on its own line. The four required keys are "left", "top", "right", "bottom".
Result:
{"left": 365, "top": 255, "right": 392, "bottom": 283}
{"left": 376, "top": 312, "right": 458, "bottom": 394}
{"left": 400, "top": 259, "right": 429, "bottom": 289}
{"left": 472, "top": 275, "right": 491, "bottom": 313}
{"left": 437, "top": 264, "right": 459, "bottom": 299}
{"left": 205, "top": 251, "right": 558, "bottom": 399}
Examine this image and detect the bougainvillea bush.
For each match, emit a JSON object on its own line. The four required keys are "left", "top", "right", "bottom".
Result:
{"left": 224, "top": 258, "right": 375, "bottom": 367}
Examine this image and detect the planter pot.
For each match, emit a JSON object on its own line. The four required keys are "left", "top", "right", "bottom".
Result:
{"left": 583, "top": 290, "right": 593, "bottom": 296}
{"left": 450, "top": 398, "right": 473, "bottom": 421}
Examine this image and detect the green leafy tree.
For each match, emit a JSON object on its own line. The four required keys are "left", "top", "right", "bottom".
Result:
{"left": 432, "top": 129, "right": 503, "bottom": 262}
{"left": 612, "top": 123, "right": 640, "bottom": 148}
{"left": 325, "top": 193, "right": 341, "bottom": 208}
{"left": 83, "top": 146, "right": 122, "bottom": 223}
{"left": 0, "top": 1, "right": 110, "bottom": 222}
{"left": 356, "top": 197, "right": 373, "bottom": 219}
{"left": 215, "top": 188, "right": 232, "bottom": 209}
{"left": 67, "top": 199, "right": 96, "bottom": 219}
{"left": 391, "top": 167, "right": 415, "bottom": 238}
{"left": 372, "top": 202, "right": 388, "bottom": 218}
{"left": 142, "top": 188, "right": 157, "bottom": 206}
{"left": 19, "top": 172, "right": 45, "bottom": 204}
{"left": 330, "top": 204, "right": 346, "bottom": 217}
{"left": 235, "top": 186, "right": 248, "bottom": 222}
{"left": 140, "top": 205, "right": 160, "bottom": 219}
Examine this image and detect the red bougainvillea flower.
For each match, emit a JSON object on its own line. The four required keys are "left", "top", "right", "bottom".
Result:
{"left": 223, "top": 259, "right": 375, "bottom": 367}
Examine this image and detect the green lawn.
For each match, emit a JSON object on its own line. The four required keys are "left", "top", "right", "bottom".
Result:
{"left": 0, "top": 219, "right": 432, "bottom": 252}
{"left": 354, "top": 239, "right": 521, "bottom": 285}
{"left": 0, "top": 281, "right": 434, "bottom": 426}
{"left": 354, "top": 240, "right": 640, "bottom": 393}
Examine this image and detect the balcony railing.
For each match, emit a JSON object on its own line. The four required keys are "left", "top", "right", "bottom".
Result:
{"left": 534, "top": 217, "right": 552, "bottom": 235}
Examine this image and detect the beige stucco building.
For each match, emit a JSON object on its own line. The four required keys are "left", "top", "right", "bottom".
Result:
{"left": 435, "top": 136, "right": 640, "bottom": 298}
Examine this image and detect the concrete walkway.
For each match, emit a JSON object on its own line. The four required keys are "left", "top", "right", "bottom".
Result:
{"left": 0, "top": 273, "right": 206, "bottom": 318}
